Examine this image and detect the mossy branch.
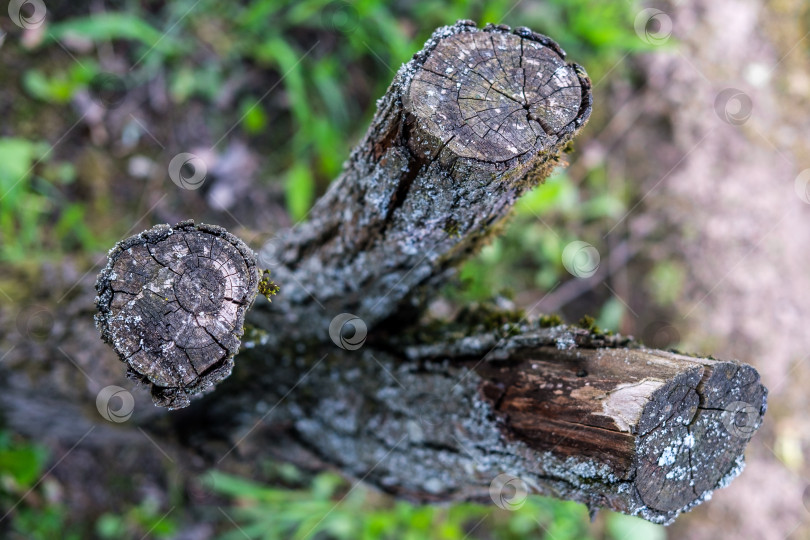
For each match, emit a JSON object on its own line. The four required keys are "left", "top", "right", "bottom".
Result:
{"left": 92, "top": 21, "right": 766, "bottom": 525}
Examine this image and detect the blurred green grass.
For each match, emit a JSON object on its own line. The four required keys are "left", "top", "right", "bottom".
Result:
{"left": 0, "top": 428, "right": 664, "bottom": 539}
{"left": 198, "top": 466, "right": 665, "bottom": 540}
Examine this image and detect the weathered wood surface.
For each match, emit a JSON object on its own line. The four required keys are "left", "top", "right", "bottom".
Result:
{"left": 256, "top": 21, "right": 591, "bottom": 337}
{"left": 186, "top": 320, "right": 766, "bottom": 525}
{"left": 95, "top": 221, "right": 260, "bottom": 408}
{"left": 84, "top": 20, "right": 766, "bottom": 525}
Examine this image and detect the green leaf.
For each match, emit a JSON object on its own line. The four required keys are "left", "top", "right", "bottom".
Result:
{"left": 95, "top": 513, "right": 125, "bottom": 539}
{"left": 22, "top": 61, "right": 98, "bottom": 103}
{"left": 240, "top": 99, "right": 268, "bottom": 134}
{"left": 515, "top": 172, "right": 577, "bottom": 216}
{"left": 54, "top": 203, "right": 100, "bottom": 251}
{"left": 0, "top": 444, "right": 48, "bottom": 487}
{"left": 202, "top": 470, "right": 271, "bottom": 499}
{"left": 285, "top": 163, "right": 315, "bottom": 222}
{"left": 648, "top": 261, "right": 687, "bottom": 306}
{"left": 254, "top": 37, "right": 309, "bottom": 125}
{"left": 597, "top": 297, "right": 625, "bottom": 333}
{"left": 606, "top": 512, "right": 666, "bottom": 540}
{"left": 0, "top": 138, "right": 43, "bottom": 202}
{"left": 169, "top": 67, "right": 197, "bottom": 103}
{"left": 22, "top": 70, "right": 64, "bottom": 102}
{"left": 46, "top": 13, "right": 180, "bottom": 53}
{"left": 310, "top": 472, "right": 343, "bottom": 500}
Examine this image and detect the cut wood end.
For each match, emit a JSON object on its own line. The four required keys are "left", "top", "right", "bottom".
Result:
{"left": 404, "top": 21, "right": 592, "bottom": 166}
{"left": 632, "top": 354, "right": 767, "bottom": 523}
{"left": 95, "top": 220, "right": 260, "bottom": 409}
{"left": 467, "top": 327, "right": 767, "bottom": 525}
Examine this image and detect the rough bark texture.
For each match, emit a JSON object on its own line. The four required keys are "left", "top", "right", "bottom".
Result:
{"left": 86, "top": 20, "right": 767, "bottom": 525}
{"left": 95, "top": 220, "right": 259, "bottom": 409}
{"left": 184, "top": 321, "right": 766, "bottom": 525}
{"left": 257, "top": 21, "right": 591, "bottom": 337}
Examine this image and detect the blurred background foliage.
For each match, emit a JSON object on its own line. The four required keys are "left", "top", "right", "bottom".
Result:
{"left": 0, "top": 424, "right": 665, "bottom": 539}
{"left": 0, "top": 0, "right": 674, "bottom": 537}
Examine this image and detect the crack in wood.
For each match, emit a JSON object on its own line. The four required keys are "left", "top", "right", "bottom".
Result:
{"left": 86, "top": 20, "right": 766, "bottom": 527}
{"left": 95, "top": 220, "right": 259, "bottom": 409}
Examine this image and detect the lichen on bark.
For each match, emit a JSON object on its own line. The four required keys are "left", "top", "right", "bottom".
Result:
{"left": 86, "top": 20, "right": 767, "bottom": 526}
{"left": 254, "top": 21, "right": 592, "bottom": 338}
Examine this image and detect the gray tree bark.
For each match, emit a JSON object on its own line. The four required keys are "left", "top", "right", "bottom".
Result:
{"left": 255, "top": 20, "right": 591, "bottom": 338}
{"left": 84, "top": 20, "right": 766, "bottom": 525}
{"left": 184, "top": 321, "right": 766, "bottom": 525}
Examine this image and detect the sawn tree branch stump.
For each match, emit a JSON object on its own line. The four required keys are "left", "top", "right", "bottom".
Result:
{"left": 93, "top": 21, "right": 767, "bottom": 525}
{"left": 256, "top": 21, "right": 591, "bottom": 336}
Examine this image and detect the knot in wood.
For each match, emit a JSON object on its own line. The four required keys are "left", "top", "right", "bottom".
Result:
{"left": 405, "top": 26, "right": 586, "bottom": 164}
{"left": 95, "top": 220, "right": 259, "bottom": 409}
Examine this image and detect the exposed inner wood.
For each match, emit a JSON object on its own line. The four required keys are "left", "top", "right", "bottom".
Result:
{"left": 95, "top": 220, "right": 259, "bottom": 409}
{"left": 407, "top": 31, "right": 582, "bottom": 162}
